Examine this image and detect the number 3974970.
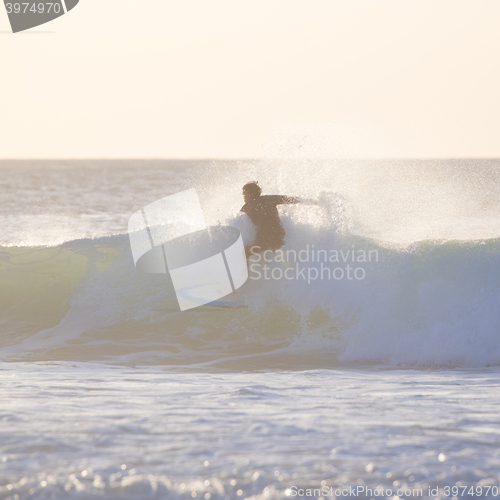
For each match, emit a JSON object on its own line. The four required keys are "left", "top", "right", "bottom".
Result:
{"left": 5, "top": 3, "right": 61, "bottom": 14}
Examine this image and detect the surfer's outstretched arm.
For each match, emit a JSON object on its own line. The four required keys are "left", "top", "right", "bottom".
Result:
{"left": 282, "top": 196, "right": 301, "bottom": 204}
{"left": 280, "top": 196, "right": 319, "bottom": 205}
{"left": 272, "top": 195, "right": 301, "bottom": 205}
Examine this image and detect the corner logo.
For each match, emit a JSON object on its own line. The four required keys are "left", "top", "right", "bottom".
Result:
{"left": 128, "top": 189, "right": 248, "bottom": 312}
{"left": 3, "top": 0, "right": 79, "bottom": 33}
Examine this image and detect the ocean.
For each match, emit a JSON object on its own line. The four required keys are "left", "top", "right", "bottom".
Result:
{"left": 1, "top": 159, "right": 499, "bottom": 499}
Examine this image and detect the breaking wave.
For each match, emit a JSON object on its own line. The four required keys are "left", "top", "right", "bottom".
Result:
{"left": 1, "top": 207, "right": 499, "bottom": 370}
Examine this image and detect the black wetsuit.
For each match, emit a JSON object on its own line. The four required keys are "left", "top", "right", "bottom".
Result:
{"left": 240, "top": 195, "right": 300, "bottom": 253}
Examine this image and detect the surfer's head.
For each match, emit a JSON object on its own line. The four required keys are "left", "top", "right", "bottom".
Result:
{"left": 243, "top": 181, "right": 261, "bottom": 202}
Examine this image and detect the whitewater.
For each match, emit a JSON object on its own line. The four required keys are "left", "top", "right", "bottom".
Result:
{"left": 1, "top": 159, "right": 500, "bottom": 499}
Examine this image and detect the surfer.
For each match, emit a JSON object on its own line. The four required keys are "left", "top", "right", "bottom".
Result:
{"left": 240, "top": 181, "right": 303, "bottom": 258}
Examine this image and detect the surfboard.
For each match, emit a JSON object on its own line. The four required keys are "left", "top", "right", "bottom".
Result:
{"left": 206, "top": 299, "right": 248, "bottom": 309}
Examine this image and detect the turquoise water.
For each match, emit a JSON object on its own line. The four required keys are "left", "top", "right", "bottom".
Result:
{"left": 1, "top": 159, "right": 499, "bottom": 499}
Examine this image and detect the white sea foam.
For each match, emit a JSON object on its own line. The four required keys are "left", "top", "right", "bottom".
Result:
{"left": 0, "top": 363, "right": 499, "bottom": 500}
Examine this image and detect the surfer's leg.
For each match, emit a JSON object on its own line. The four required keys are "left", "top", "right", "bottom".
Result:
{"left": 245, "top": 245, "right": 257, "bottom": 259}
{"left": 245, "top": 241, "right": 266, "bottom": 259}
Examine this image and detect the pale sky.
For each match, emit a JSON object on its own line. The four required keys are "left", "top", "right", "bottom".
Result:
{"left": 1, "top": 0, "right": 500, "bottom": 158}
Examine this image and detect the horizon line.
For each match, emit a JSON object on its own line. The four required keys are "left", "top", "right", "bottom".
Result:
{"left": 1, "top": 157, "right": 499, "bottom": 162}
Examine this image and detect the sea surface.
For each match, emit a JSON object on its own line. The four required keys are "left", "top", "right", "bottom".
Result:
{"left": 1, "top": 159, "right": 500, "bottom": 499}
